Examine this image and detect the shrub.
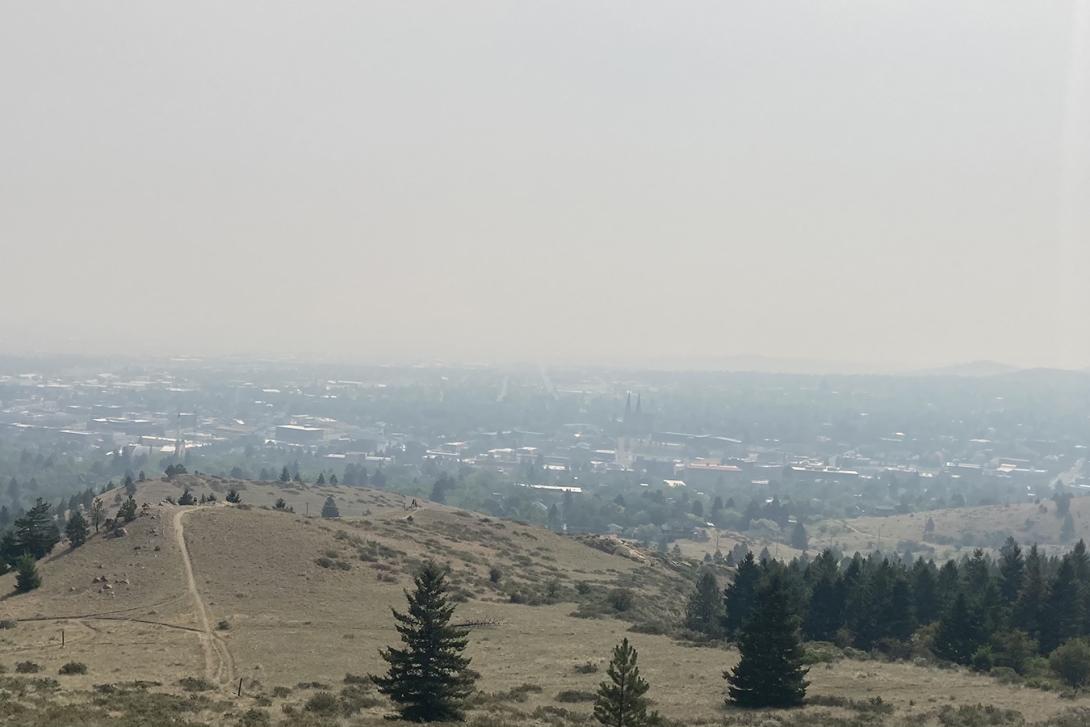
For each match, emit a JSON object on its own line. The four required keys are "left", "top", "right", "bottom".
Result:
{"left": 216, "top": 619, "right": 231, "bottom": 630}
{"left": 0, "top": 619, "right": 17, "bottom": 629}
{"left": 607, "top": 588, "right": 634, "bottom": 612}
{"left": 58, "top": 662, "right": 88, "bottom": 675}
{"left": 489, "top": 565, "right": 503, "bottom": 584}
{"left": 802, "top": 641, "right": 843, "bottom": 665}
{"left": 971, "top": 646, "right": 995, "bottom": 673}
{"left": 573, "top": 661, "right": 599, "bottom": 674}
{"left": 1051, "top": 639, "right": 1090, "bottom": 688}
{"left": 304, "top": 691, "right": 339, "bottom": 715}
{"left": 236, "top": 708, "right": 272, "bottom": 727}
{"left": 178, "top": 676, "right": 214, "bottom": 692}
{"left": 339, "top": 683, "right": 383, "bottom": 714}
{"left": 15, "top": 661, "right": 41, "bottom": 673}
{"left": 555, "top": 689, "right": 596, "bottom": 703}
{"left": 575, "top": 581, "right": 592, "bottom": 596}
{"left": 990, "top": 666, "right": 1022, "bottom": 685}
{"left": 271, "top": 686, "right": 292, "bottom": 698}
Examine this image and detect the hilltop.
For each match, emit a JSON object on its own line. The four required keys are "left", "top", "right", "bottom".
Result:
{"left": 0, "top": 476, "right": 1088, "bottom": 726}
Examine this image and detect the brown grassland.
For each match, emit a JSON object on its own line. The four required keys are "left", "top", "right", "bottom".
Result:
{"left": 0, "top": 476, "right": 1088, "bottom": 726}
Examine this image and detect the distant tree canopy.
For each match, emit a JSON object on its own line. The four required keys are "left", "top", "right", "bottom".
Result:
{"left": 714, "top": 536, "right": 1090, "bottom": 676}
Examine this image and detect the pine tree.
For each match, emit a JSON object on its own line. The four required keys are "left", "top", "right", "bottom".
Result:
{"left": 279, "top": 466, "right": 291, "bottom": 483}
{"left": 13, "top": 499, "right": 61, "bottom": 559}
{"left": 885, "top": 575, "right": 916, "bottom": 641}
{"left": 1042, "top": 555, "right": 1082, "bottom": 653}
{"left": 911, "top": 558, "right": 940, "bottom": 625}
{"left": 117, "top": 496, "right": 137, "bottom": 523}
{"left": 804, "top": 551, "right": 843, "bottom": 641}
{"left": 14, "top": 554, "right": 41, "bottom": 593}
{"left": 790, "top": 522, "right": 808, "bottom": 551}
{"left": 1014, "top": 545, "right": 1047, "bottom": 640}
{"left": 65, "top": 511, "right": 89, "bottom": 548}
{"left": 316, "top": 472, "right": 326, "bottom": 485}
{"left": 685, "top": 570, "right": 724, "bottom": 637}
{"left": 371, "top": 562, "right": 477, "bottom": 722}
{"left": 722, "top": 551, "right": 761, "bottom": 639}
{"left": 998, "top": 537, "right": 1024, "bottom": 604}
{"left": 934, "top": 591, "right": 984, "bottom": 664}
{"left": 726, "top": 572, "right": 809, "bottom": 708}
{"left": 1062, "top": 512, "right": 1077, "bottom": 544}
{"left": 594, "top": 638, "right": 653, "bottom": 727}
{"left": 321, "top": 496, "right": 340, "bottom": 519}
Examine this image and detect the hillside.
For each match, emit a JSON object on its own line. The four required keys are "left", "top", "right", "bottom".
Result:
{"left": 811, "top": 495, "right": 1090, "bottom": 561}
{"left": 0, "top": 476, "right": 1088, "bottom": 726}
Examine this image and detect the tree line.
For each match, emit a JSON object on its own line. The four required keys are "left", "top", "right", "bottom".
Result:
{"left": 686, "top": 537, "right": 1090, "bottom": 679}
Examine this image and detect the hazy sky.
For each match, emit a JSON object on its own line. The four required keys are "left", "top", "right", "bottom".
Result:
{"left": 2, "top": 2, "right": 1089, "bottom": 370}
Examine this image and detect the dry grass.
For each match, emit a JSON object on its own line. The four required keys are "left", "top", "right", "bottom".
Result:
{"left": 1, "top": 478, "right": 1088, "bottom": 725}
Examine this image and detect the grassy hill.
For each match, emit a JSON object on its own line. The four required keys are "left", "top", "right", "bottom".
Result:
{"left": 810, "top": 495, "right": 1090, "bottom": 561}
{"left": 1, "top": 476, "right": 1088, "bottom": 726}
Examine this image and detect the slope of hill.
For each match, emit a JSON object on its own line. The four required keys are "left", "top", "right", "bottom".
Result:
{"left": 811, "top": 495, "right": 1090, "bottom": 561}
{"left": 1, "top": 476, "right": 1089, "bottom": 726}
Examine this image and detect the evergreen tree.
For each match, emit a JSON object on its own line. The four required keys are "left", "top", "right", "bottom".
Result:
{"left": 316, "top": 472, "right": 326, "bottom": 485}
{"left": 65, "top": 511, "right": 89, "bottom": 548}
{"left": 885, "top": 574, "right": 916, "bottom": 641}
{"left": 998, "top": 537, "right": 1024, "bottom": 604}
{"left": 934, "top": 591, "right": 984, "bottom": 665}
{"left": 226, "top": 489, "right": 242, "bottom": 504}
{"left": 117, "top": 496, "right": 138, "bottom": 523}
{"left": 685, "top": 570, "right": 724, "bottom": 637}
{"left": 279, "top": 466, "right": 291, "bottom": 483}
{"left": 936, "top": 560, "right": 961, "bottom": 611}
{"left": 321, "top": 496, "right": 340, "bottom": 519}
{"left": 1041, "top": 555, "right": 1082, "bottom": 653}
{"left": 1062, "top": 512, "right": 1077, "bottom": 544}
{"left": 804, "top": 553, "right": 843, "bottom": 641}
{"left": 14, "top": 554, "right": 41, "bottom": 592}
{"left": 13, "top": 499, "right": 61, "bottom": 559}
{"left": 431, "top": 473, "right": 455, "bottom": 504}
{"left": 371, "top": 562, "right": 477, "bottom": 722}
{"left": 594, "top": 638, "right": 654, "bottom": 727}
{"left": 790, "top": 522, "right": 808, "bottom": 551}
{"left": 123, "top": 474, "right": 136, "bottom": 497}
{"left": 1014, "top": 545, "right": 1047, "bottom": 640}
{"left": 726, "top": 573, "right": 809, "bottom": 708}
{"left": 911, "top": 558, "right": 940, "bottom": 625}
{"left": 0, "top": 531, "right": 19, "bottom": 568}
{"left": 722, "top": 551, "right": 761, "bottom": 639}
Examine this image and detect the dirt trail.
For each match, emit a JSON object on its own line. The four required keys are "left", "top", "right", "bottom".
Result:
{"left": 173, "top": 507, "right": 236, "bottom": 687}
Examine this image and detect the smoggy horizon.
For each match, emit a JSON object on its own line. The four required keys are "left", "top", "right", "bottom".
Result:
{"left": 3, "top": 2, "right": 1089, "bottom": 370}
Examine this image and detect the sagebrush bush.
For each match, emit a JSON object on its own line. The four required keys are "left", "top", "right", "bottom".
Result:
{"left": 303, "top": 691, "right": 339, "bottom": 715}
{"left": 58, "top": 662, "right": 88, "bottom": 675}
{"left": 177, "top": 676, "right": 214, "bottom": 692}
